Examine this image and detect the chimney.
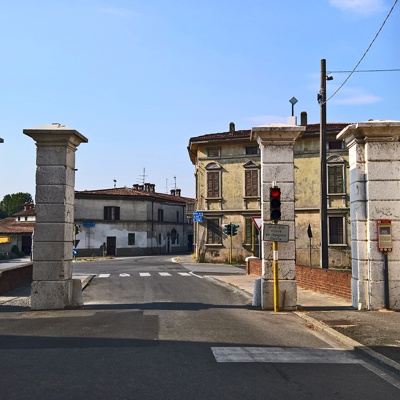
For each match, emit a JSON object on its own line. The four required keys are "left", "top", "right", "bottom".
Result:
{"left": 133, "top": 184, "right": 139, "bottom": 190}
{"left": 23, "top": 202, "right": 34, "bottom": 211}
{"left": 176, "top": 189, "right": 181, "bottom": 197}
{"left": 144, "top": 183, "right": 151, "bottom": 192}
{"left": 170, "top": 189, "right": 176, "bottom": 196}
{"left": 300, "top": 111, "right": 308, "bottom": 126}
{"left": 229, "top": 122, "right": 235, "bottom": 135}
{"left": 138, "top": 185, "right": 144, "bottom": 191}
{"left": 149, "top": 184, "right": 155, "bottom": 193}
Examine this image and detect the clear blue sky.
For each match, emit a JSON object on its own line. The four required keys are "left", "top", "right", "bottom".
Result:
{"left": 0, "top": 0, "right": 398, "bottom": 201}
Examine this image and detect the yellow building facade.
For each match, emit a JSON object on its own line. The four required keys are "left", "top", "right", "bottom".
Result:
{"left": 188, "top": 117, "right": 352, "bottom": 267}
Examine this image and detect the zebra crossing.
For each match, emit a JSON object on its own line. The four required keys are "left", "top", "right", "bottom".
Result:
{"left": 97, "top": 271, "right": 193, "bottom": 278}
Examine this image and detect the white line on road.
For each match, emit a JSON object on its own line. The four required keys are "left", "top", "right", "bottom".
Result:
{"left": 178, "top": 272, "right": 192, "bottom": 276}
{"left": 139, "top": 273, "right": 151, "bottom": 277}
{"left": 211, "top": 347, "right": 362, "bottom": 364}
{"left": 98, "top": 274, "right": 110, "bottom": 278}
{"left": 189, "top": 271, "right": 204, "bottom": 279}
{"left": 159, "top": 272, "right": 172, "bottom": 276}
{"left": 119, "top": 273, "right": 130, "bottom": 277}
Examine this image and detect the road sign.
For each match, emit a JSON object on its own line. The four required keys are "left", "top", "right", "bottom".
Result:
{"left": 83, "top": 221, "right": 95, "bottom": 227}
{"left": 193, "top": 211, "right": 203, "bottom": 223}
{"left": 251, "top": 216, "right": 262, "bottom": 231}
{"left": 263, "top": 224, "right": 289, "bottom": 242}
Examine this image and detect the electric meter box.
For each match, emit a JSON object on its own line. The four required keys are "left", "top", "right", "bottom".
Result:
{"left": 377, "top": 220, "right": 393, "bottom": 252}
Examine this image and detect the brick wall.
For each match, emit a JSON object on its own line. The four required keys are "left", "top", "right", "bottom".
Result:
{"left": 246, "top": 257, "right": 262, "bottom": 276}
{"left": 246, "top": 258, "right": 351, "bottom": 300}
{"left": 296, "top": 265, "right": 351, "bottom": 300}
{"left": 0, "top": 264, "right": 33, "bottom": 294}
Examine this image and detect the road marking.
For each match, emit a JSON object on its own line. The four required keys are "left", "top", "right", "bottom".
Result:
{"left": 211, "top": 347, "right": 361, "bottom": 364}
{"left": 119, "top": 273, "right": 130, "bottom": 277}
{"left": 178, "top": 272, "right": 191, "bottom": 276}
{"left": 98, "top": 274, "right": 110, "bottom": 278}
{"left": 189, "top": 271, "right": 204, "bottom": 279}
{"left": 159, "top": 272, "right": 172, "bottom": 276}
{"left": 139, "top": 273, "right": 151, "bottom": 277}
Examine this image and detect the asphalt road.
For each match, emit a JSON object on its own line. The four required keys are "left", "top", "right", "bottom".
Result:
{"left": 1, "top": 255, "right": 399, "bottom": 399}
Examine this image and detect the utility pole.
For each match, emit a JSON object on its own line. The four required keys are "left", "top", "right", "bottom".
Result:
{"left": 319, "top": 59, "right": 329, "bottom": 269}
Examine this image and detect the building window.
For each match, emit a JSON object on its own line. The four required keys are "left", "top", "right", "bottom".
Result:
{"left": 158, "top": 233, "right": 162, "bottom": 245}
{"left": 171, "top": 228, "right": 179, "bottom": 245}
{"left": 128, "top": 233, "right": 135, "bottom": 245}
{"left": 245, "top": 146, "right": 259, "bottom": 155}
{"left": 158, "top": 209, "right": 164, "bottom": 221}
{"left": 207, "top": 218, "right": 221, "bottom": 244}
{"left": 207, "top": 148, "right": 220, "bottom": 157}
{"left": 176, "top": 211, "right": 180, "bottom": 222}
{"left": 328, "top": 165, "right": 345, "bottom": 194}
{"left": 207, "top": 171, "right": 220, "bottom": 198}
{"left": 206, "top": 163, "right": 221, "bottom": 198}
{"left": 244, "top": 169, "right": 259, "bottom": 197}
{"left": 104, "top": 206, "right": 120, "bottom": 221}
{"left": 328, "top": 141, "right": 343, "bottom": 150}
{"left": 329, "top": 216, "right": 346, "bottom": 245}
{"left": 245, "top": 218, "right": 252, "bottom": 244}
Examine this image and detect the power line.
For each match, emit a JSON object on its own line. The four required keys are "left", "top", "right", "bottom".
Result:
{"left": 327, "top": 69, "right": 400, "bottom": 74}
{"left": 326, "top": 0, "right": 398, "bottom": 103}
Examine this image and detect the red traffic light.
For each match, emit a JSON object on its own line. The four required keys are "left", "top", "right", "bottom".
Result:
{"left": 270, "top": 188, "right": 280, "bottom": 198}
{"left": 269, "top": 187, "right": 281, "bottom": 221}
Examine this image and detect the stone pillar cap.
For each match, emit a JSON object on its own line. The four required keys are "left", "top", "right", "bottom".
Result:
{"left": 337, "top": 120, "right": 400, "bottom": 143}
{"left": 251, "top": 123, "right": 305, "bottom": 142}
{"left": 23, "top": 123, "right": 88, "bottom": 146}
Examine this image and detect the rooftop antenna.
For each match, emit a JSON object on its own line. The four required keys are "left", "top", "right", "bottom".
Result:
{"left": 174, "top": 176, "right": 177, "bottom": 190}
{"left": 138, "top": 168, "right": 147, "bottom": 185}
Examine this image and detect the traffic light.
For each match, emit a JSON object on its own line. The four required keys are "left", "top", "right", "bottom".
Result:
{"left": 231, "top": 223, "right": 239, "bottom": 236}
{"left": 223, "top": 223, "right": 232, "bottom": 236}
{"left": 269, "top": 187, "right": 281, "bottom": 221}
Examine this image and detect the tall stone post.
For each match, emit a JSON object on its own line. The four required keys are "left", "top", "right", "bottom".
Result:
{"left": 338, "top": 121, "right": 400, "bottom": 310}
{"left": 251, "top": 124, "right": 305, "bottom": 310}
{"left": 23, "top": 123, "right": 88, "bottom": 310}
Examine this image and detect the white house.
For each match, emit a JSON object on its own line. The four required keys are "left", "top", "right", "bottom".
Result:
{"left": 74, "top": 184, "right": 195, "bottom": 257}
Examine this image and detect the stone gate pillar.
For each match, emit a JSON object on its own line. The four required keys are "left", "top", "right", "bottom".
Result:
{"left": 23, "top": 123, "right": 88, "bottom": 310}
{"left": 251, "top": 124, "right": 305, "bottom": 310}
{"left": 338, "top": 121, "right": 400, "bottom": 310}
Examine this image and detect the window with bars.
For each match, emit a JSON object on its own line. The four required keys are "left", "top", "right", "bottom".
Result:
{"left": 328, "top": 165, "right": 344, "bottom": 194}
{"left": 206, "top": 218, "right": 222, "bottom": 244}
{"left": 104, "top": 206, "right": 120, "bottom": 221}
{"left": 158, "top": 209, "right": 164, "bottom": 221}
{"left": 245, "top": 169, "right": 259, "bottom": 197}
{"left": 329, "top": 216, "right": 345, "bottom": 245}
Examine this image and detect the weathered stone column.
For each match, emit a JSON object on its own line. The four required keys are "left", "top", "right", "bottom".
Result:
{"left": 338, "top": 121, "right": 400, "bottom": 310}
{"left": 23, "top": 123, "right": 88, "bottom": 310}
{"left": 251, "top": 124, "right": 305, "bottom": 310}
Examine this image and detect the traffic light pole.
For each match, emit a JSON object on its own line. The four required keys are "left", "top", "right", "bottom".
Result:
{"left": 273, "top": 239, "right": 279, "bottom": 312}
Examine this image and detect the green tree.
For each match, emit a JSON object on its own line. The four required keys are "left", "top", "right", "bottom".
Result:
{"left": 0, "top": 192, "right": 33, "bottom": 218}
